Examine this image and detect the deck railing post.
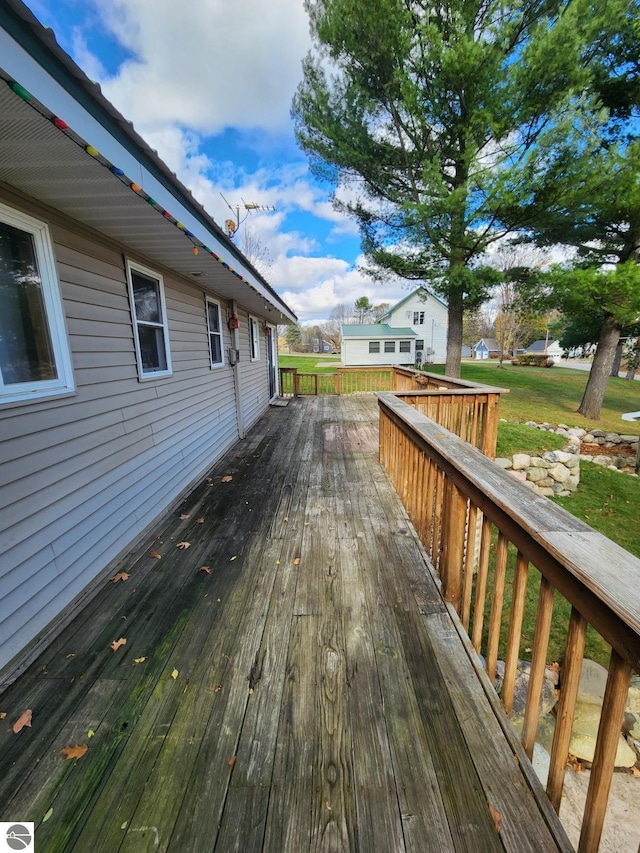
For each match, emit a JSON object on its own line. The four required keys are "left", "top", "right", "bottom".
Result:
{"left": 440, "top": 480, "right": 466, "bottom": 611}
{"left": 578, "top": 651, "right": 633, "bottom": 853}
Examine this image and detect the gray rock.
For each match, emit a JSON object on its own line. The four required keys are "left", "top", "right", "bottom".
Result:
{"left": 578, "top": 659, "right": 609, "bottom": 704}
{"left": 510, "top": 469, "right": 527, "bottom": 482}
{"left": 564, "top": 456, "right": 580, "bottom": 469}
{"left": 605, "top": 433, "right": 621, "bottom": 444}
{"left": 568, "top": 436, "right": 581, "bottom": 446}
{"left": 526, "top": 467, "right": 549, "bottom": 483}
{"left": 495, "top": 457, "right": 513, "bottom": 469}
{"left": 583, "top": 433, "right": 595, "bottom": 443}
{"left": 537, "top": 487, "right": 555, "bottom": 497}
{"left": 565, "top": 475, "right": 580, "bottom": 491}
{"left": 555, "top": 427, "right": 569, "bottom": 436}
{"left": 512, "top": 453, "right": 531, "bottom": 470}
{"left": 567, "top": 428, "right": 586, "bottom": 437}
{"left": 591, "top": 455, "right": 611, "bottom": 466}
{"left": 548, "top": 463, "right": 571, "bottom": 483}
{"left": 591, "top": 429, "right": 606, "bottom": 437}
{"left": 545, "top": 449, "right": 574, "bottom": 464}
{"left": 569, "top": 700, "right": 637, "bottom": 767}
{"left": 529, "top": 457, "right": 551, "bottom": 468}
{"left": 620, "top": 434, "right": 639, "bottom": 444}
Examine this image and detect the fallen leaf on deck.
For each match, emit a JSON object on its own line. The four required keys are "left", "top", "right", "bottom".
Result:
{"left": 171, "top": 669, "right": 179, "bottom": 680}
{"left": 65, "top": 653, "right": 75, "bottom": 659}
{"left": 316, "top": 504, "right": 325, "bottom": 510}
{"left": 230, "top": 555, "right": 237, "bottom": 561}
{"left": 12, "top": 709, "right": 32, "bottom": 733}
{"left": 148, "top": 550, "right": 162, "bottom": 559}
{"left": 43, "top": 807, "right": 53, "bottom": 823}
{"left": 133, "top": 656, "right": 147, "bottom": 664}
{"left": 325, "top": 800, "right": 332, "bottom": 811}
{"left": 206, "top": 477, "right": 213, "bottom": 483}
{"left": 215, "top": 684, "right": 222, "bottom": 692}
{"left": 196, "top": 517, "right": 205, "bottom": 524}
{"left": 632, "top": 767, "right": 640, "bottom": 777}
{"left": 234, "top": 454, "right": 242, "bottom": 459}
{"left": 293, "top": 558, "right": 301, "bottom": 566}
{"left": 111, "top": 572, "right": 130, "bottom": 583}
{"left": 488, "top": 804, "right": 502, "bottom": 833}
{"left": 87, "top": 729, "right": 95, "bottom": 738}
{"left": 227, "top": 755, "right": 236, "bottom": 768}
{"left": 221, "top": 475, "right": 233, "bottom": 483}
{"left": 179, "top": 513, "right": 190, "bottom": 520}
{"left": 176, "top": 542, "right": 191, "bottom": 550}
{"left": 199, "top": 565, "right": 211, "bottom": 574}
{"left": 110, "top": 638, "right": 127, "bottom": 652}
{"left": 121, "top": 822, "right": 128, "bottom": 830}
{"left": 283, "top": 517, "right": 289, "bottom": 523}
{"left": 568, "top": 754, "right": 585, "bottom": 772}
{"left": 0, "top": 712, "right": 6, "bottom": 720}
{"left": 60, "top": 744, "right": 88, "bottom": 760}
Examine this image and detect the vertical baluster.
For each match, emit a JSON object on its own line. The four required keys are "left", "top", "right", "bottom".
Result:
{"left": 471, "top": 515, "right": 492, "bottom": 654}
{"left": 578, "top": 650, "right": 632, "bottom": 853}
{"left": 440, "top": 481, "right": 467, "bottom": 612}
{"left": 486, "top": 531, "right": 509, "bottom": 682}
{"left": 471, "top": 398, "right": 480, "bottom": 448}
{"left": 522, "top": 577, "right": 555, "bottom": 759}
{"left": 547, "top": 607, "right": 587, "bottom": 812}
{"left": 423, "top": 456, "right": 436, "bottom": 560}
{"left": 432, "top": 468, "right": 444, "bottom": 572}
{"left": 501, "top": 551, "right": 530, "bottom": 715}
{"left": 460, "top": 503, "right": 478, "bottom": 632}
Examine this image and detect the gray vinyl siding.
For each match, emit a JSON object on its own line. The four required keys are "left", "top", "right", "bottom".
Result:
{"left": 0, "top": 201, "right": 271, "bottom": 672}
{"left": 238, "top": 307, "right": 270, "bottom": 432}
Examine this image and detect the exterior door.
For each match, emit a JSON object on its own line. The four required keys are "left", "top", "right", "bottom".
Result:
{"left": 267, "top": 325, "right": 277, "bottom": 399}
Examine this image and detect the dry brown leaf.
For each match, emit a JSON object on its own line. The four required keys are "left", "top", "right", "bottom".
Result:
{"left": 12, "top": 709, "right": 32, "bottom": 733}
{"left": 293, "top": 558, "right": 301, "bottom": 566}
{"left": 488, "top": 804, "right": 502, "bottom": 833}
{"left": 631, "top": 767, "right": 640, "bottom": 777}
{"left": 199, "top": 565, "right": 211, "bottom": 574}
{"left": 110, "top": 638, "right": 127, "bottom": 652}
{"left": 325, "top": 800, "right": 332, "bottom": 811}
{"left": 196, "top": 517, "right": 205, "bottom": 524}
{"left": 234, "top": 454, "right": 242, "bottom": 459}
{"left": 227, "top": 755, "right": 236, "bottom": 768}
{"left": 283, "top": 516, "right": 289, "bottom": 523}
{"left": 214, "top": 684, "right": 222, "bottom": 693}
{"left": 133, "top": 656, "right": 147, "bottom": 665}
{"left": 171, "top": 668, "right": 179, "bottom": 680}
{"left": 0, "top": 712, "right": 6, "bottom": 720}
{"left": 60, "top": 744, "right": 88, "bottom": 760}
{"left": 176, "top": 542, "right": 191, "bottom": 550}
{"left": 148, "top": 549, "right": 162, "bottom": 559}
{"left": 221, "top": 475, "right": 233, "bottom": 483}
{"left": 205, "top": 476, "right": 213, "bottom": 483}
{"left": 65, "top": 653, "right": 75, "bottom": 659}
{"left": 111, "top": 572, "right": 130, "bottom": 583}
{"left": 567, "top": 754, "right": 585, "bottom": 773}
{"left": 179, "top": 513, "right": 190, "bottom": 520}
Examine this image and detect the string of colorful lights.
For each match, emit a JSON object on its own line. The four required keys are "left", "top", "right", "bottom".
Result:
{"left": 3, "top": 74, "right": 278, "bottom": 313}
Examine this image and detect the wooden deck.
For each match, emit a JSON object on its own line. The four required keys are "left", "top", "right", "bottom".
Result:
{"left": 0, "top": 396, "right": 571, "bottom": 852}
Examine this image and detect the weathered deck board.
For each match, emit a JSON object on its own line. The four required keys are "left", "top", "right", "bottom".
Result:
{"left": 0, "top": 396, "right": 571, "bottom": 852}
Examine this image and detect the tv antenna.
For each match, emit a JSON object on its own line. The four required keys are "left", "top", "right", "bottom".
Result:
{"left": 220, "top": 193, "right": 275, "bottom": 239}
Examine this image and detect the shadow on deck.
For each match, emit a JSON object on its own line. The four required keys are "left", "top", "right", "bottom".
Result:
{"left": 0, "top": 396, "right": 570, "bottom": 852}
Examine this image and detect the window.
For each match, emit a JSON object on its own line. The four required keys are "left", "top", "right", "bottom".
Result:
{"left": 127, "top": 261, "right": 172, "bottom": 379}
{"left": 384, "top": 341, "right": 396, "bottom": 353}
{"left": 399, "top": 340, "right": 411, "bottom": 353}
{"left": 205, "top": 297, "right": 224, "bottom": 367}
{"left": 413, "top": 311, "right": 425, "bottom": 324}
{"left": 416, "top": 339, "right": 424, "bottom": 350}
{"left": 368, "top": 341, "right": 380, "bottom": 353}
{"left": 249, "top": 315, "right": 260, "bottom": 361}
{"left": 0, "top": 203, "right": 74, "bottom": 404}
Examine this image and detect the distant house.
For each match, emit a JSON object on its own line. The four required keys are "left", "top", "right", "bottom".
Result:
{"left": 474, "top": 338, "right": 501, "bottom": 359}
{"left": 312, "top": 337, "right": 333, "bottom": 354}
{"left": 340, "top": 324, "right": 417, "bottom": 366}
{"left": 340, "top": 287, "right": 448, "bottom": 367}
{"left": 526, "top": 339, "right": 564, "bottom": 362}
{"left": 0, "top": 2, "right": 296, "bottom": 676}
{"left": 461, "top": 344, "right": 472, "bottom": 358}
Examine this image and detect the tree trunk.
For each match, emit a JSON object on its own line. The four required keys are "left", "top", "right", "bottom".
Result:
{"left": 610, "top": 342, "right": 623, "bottom": 377}
{"left": 577, "top": 315, "right": 621, "bottom": 420}
{"left": 445, "top": 290, "right": 463, "bottom": 377}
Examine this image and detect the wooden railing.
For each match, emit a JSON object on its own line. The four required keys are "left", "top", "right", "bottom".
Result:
{"left": 279, "top": 366, "right": 504, "bottom": 456}
{"left": 378, "top": 392, "right": 640, "bottom": 853}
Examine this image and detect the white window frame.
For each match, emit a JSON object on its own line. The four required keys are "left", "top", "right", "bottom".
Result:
{"left": 384, "top": 340, "right": 396, "bottom": 353}
{"left": 413, "top": 311, "right": 425, "bottom": 324}
{"left": 205, "top": 296, "right": 224, "bottom": 368}
{"left": 416, "top": 339, "right": 425, "bottom": 350}
{"left": 249, "top": 315, "right": 260, "bottom": 361}
{"left": 0, "top": 202, "right": 75, "bottom": 405}
{"left": 399, "top": 340, "right": 411, "bottom": 354}
{"left": 126, "top": 260, "right": 172, "bottom": 380}
{"left": 368, "top": 341, "right": 380, "bottom": 354}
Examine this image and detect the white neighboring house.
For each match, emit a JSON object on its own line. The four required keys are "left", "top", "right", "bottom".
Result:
{"left": 340, "top": 324, "right": 417, "bottom": 366}
{"left": 526, "top": 339, "right": 565, "bottom": 362}
{"left": 340, "top": 287, "right": 448, "bottom": 367}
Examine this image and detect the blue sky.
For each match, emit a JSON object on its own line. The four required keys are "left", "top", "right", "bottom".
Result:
{"left": 24, "top": 0, "right": 414, "bottom": 323}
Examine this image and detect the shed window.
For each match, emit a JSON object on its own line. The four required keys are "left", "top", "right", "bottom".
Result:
{"left": 0, "top": 203, "right": 74, "bottom": 404}
{"left": 205, "top": 297, "right": 224, "bottom": 367}
{"left": 384, "top": 341, "right": 396, "bottom": 353}
{"left": 416, "top": 339, "right": 424, "bottom": 350}
{"left": 368, "top": 341, "right": 380, "bottom": 353}
{"left": 399, "top": 340, "right": 411, "bottom": 353}
{"left": 127, "top": 261, "right": 172, "bottom": 379}
{"left": 413, "top": 311, "right": 425, "bottom": 324}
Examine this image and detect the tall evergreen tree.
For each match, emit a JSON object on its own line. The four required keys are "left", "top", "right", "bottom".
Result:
{"left": 293, "top": 0, "right": 599, "bottom": 376}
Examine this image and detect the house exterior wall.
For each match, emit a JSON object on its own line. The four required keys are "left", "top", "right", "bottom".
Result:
{"left": 342, "top": 338, "right": 415, "bottom": 367}
{"left": 0, "top": 191, "right": 272, "bottom": 673}
{"left": 385, "top": 292, "right": 448, "bottom": 363}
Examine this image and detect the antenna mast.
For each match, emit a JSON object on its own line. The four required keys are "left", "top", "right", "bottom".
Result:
{"left": 220, "top": 193, "right": 275, "bottom": 239}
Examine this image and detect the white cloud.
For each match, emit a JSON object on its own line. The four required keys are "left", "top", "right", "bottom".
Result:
{"left": 91, "top": 0, "right": 311, "bottom": 136}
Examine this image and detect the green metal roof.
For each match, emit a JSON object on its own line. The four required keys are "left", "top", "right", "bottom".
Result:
{"left": 340, "top": 324, "right": 416, "bottom": 338}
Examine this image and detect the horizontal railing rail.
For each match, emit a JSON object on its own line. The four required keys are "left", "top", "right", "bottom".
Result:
{"left": 377, "top": 391, "right": 640, "bottom": 853}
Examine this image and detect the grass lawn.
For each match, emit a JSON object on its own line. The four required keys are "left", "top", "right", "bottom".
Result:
{"left": 429, "top": 360, "right": 640, "bottom": 436}
{"left": 278, "top": 354, "right": 340, "bottom": 374}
